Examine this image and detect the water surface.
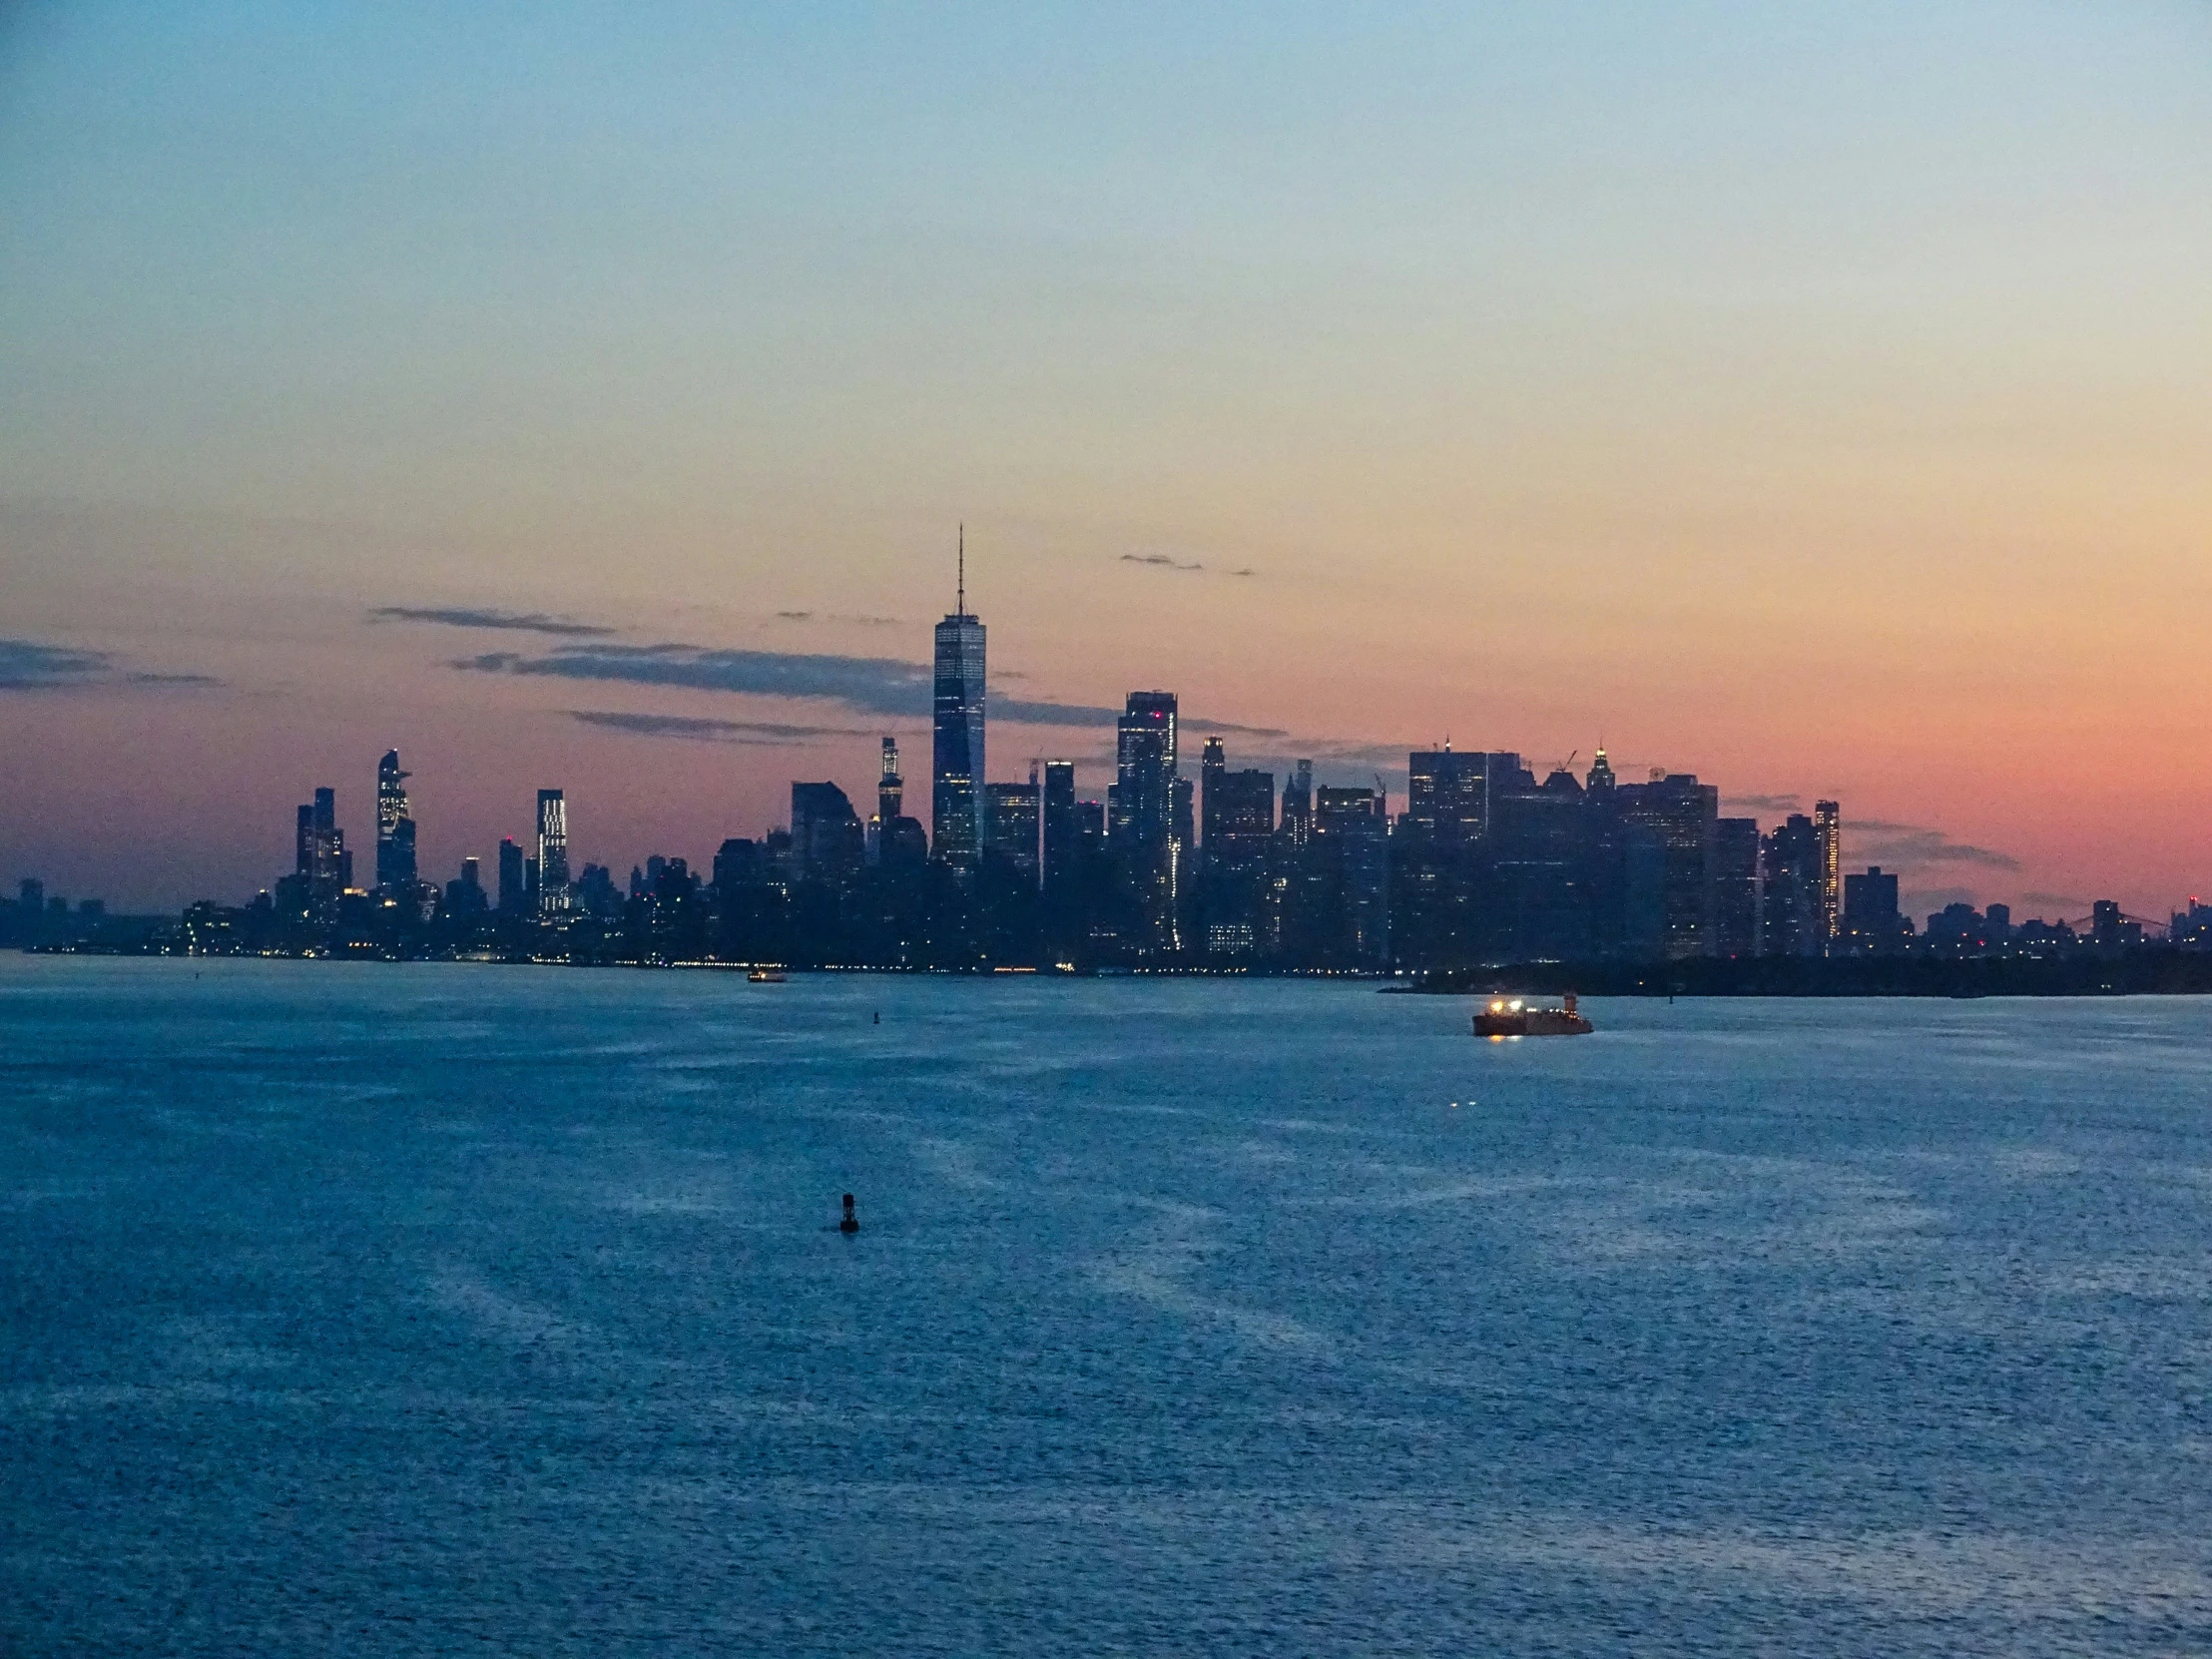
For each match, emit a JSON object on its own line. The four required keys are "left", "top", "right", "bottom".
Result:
{"left": 4, "top": 957, "right": 2209, "bottom": 1655}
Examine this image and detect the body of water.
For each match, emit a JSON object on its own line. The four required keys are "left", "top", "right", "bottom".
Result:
{"left": 5, "top": 956, "right": 2210, "bottom": 1655}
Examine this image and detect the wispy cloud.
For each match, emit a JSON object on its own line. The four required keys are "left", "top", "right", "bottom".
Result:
{"left": 569, "top": 710, "right": 874, "bottom": 745}
{"left": 464, "top": 642, "right": 1141, "bottom": 729}
{"left": 1850, "top": 820, "right": 2020, "bottom": 870}
{"left": 1120, "top": 553, "right": 1205, "bottom": 573}
{"left": 772, "top": 611, "right": 902, "bottom": 627}
{"left": 0, "top": 638, "right": 220, "bottom": 692}
{"left": 1725, "top": 793, "right": 1800, "bottom": 814}
{"left": 370, "top": 605, "right": 615, "bottom": 638}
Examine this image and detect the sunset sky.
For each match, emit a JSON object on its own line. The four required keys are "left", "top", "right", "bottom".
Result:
{"left": 4, "top": 2, "right": 2209, "bottom": 916}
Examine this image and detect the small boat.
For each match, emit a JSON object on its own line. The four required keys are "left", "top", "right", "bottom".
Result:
{"left": 1473, "top": 991, "right": 1592, "bottom": 1038}
{"left": 748, "top": 968, "right": 788, "bottom": 983}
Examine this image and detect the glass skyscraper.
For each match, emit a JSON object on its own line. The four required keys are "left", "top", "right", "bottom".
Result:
{"left": 931, "top": 535, "right": 986, "bottom": 871}
{"left": 1114, "top": 691, "right": 1181, "bottom": 954}
{"left": 536, "top": 789, "right": 570, "bottom": 914}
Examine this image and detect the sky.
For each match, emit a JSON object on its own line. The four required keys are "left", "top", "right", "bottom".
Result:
{"left": 3, "top": 1, "right": 2209, "bottom": 917}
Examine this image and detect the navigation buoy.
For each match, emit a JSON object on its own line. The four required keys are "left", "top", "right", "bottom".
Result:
{"left": 839, "top": 1193, "right": 858, "bottom": 1234}
{"left": 872, "top": 1010, "right": 879, "bottom": 1025}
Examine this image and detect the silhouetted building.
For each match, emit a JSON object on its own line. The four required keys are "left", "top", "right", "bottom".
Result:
{"left": 1199, "top": 754, "right": 1275, "bottom": 959}
{"left": 932, "top": 533, "right": 986, "bottom": 871}
{"left": 1312, "top": 786, "right": 1390, "bottom": 965}
{"left": 792, "top": 782, "right": 864, "bottom": 886}
{"left": 375, "top": 750, "right": 416, "bottom": 891}
{"left": 1762, "top": 814, "right": 1820, "bottom": 957}
{"left": 1113, "top": 691, "right": 1182, "bottom": 953}
{"left": 1406, "top": 750, "right": 1520, "bottom": 844}
{"left": 444, "top": 855, "right": 488, "bottom": 918}
{"left": 1616, "top": 775, "right": 1719, "bottom": 958}
{"left": 497, "top": 838, "right": 527, "bottom": 915}
{"left": 536, "top": 790, "right": 570, "bottom": 913}
{"left": 1843, "top": 864, "right": 1904, "bottom": 951}
{"left": 985, "top": 775, "right": 1041, "bottom": 886}
{"left": 1041, "top": 761, "right": 1080, "bottom": 889}
{"left": 295, "top": 787, "right": 347, "bottom": 916}
{"left": 1714, "top": 818, "right": 1761, "bottom": 956}
{"left": 1814, "top": 800, "right": 1842, "bottom": 949}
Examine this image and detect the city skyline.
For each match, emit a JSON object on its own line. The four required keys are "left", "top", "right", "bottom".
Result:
{"left": 4, "top": 6, "right": 2210, "bottom": 916}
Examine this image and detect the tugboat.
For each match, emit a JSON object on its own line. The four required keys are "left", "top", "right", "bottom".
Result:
{"left": 1473, "top": 991, "right": 1593, "bottom": 1038}
{"left": 748, "top": 967, "right": 788, "bottom": 983}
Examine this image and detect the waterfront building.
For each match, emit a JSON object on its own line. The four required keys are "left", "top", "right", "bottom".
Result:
{"left": 1114, "top": 691, "right": 1182, "bottom": 953}
{"left": 984, "top": 775, "right": 1041, "bottom": 886}
{"left": 374, "top": 751, "right": 416, "bottom": 891}
{"left": 1842, "top": 864, "right": 1902, "bottom": 950}
{"left": 536, "top": 789, "right": 570, "bottom": 914}
{"left": 1761, "top": 814, "right": 1820, "bottom": 957}
{"left": 497, "top": 837, "right": 526, "bottom": 914}
{"left": 1615, "top": 774, "right": 1719, "bottom": 959}
{"left": 1041, "top": 761, "right": 1080, "bottom": 889}
{"left": 1714, "top": 817, "right": 1762, "bottom": 957}
{"left": 1814, "top": 800, "right": 1842, "bottom": 947}
{"left": 1312, "top": 786, "right": 1390, "bottom": 965}
{"left": 792, "top": 782, "right": 864, "bottom": 886}
{"left": 931, "top": 530, "right": 986, "bottom": 871}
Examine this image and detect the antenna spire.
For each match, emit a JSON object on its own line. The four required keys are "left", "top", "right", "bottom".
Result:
{"left": 957, "top": 522, "right": 965, "bottom": 616}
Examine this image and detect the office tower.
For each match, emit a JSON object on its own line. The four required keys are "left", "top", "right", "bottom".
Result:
{"left": 1198, "top": 756, "right": 1275, "bottom": 958}
{"left": 1280, "top": 759, "right": 1315, "bottom": 852}
{"left": 1983, "top": 902, "right": 2011, "bottom": 944}
{"left": 1843, "top": 865, "right": 1901, "bottom": 950}
{"left": 1404, "top": 750, "right": 1519, "bottom": 844}
{"left": 374, "top": 750, "right": 416, "bottom": 890}
{"left": 1199, "top": 738, "right": 1227, "bottom": 850}
{"left": 445, "top": 856, "right": 488, "bottom": 917}
{"left": 1041, "top": 761, "right": 1080, "bottom": 888}
{"left": 18, "top": 877, "right": 43, "bottom": 913}
{"left": 1114, "top": 691, "right": 1182, "bottom": 953}
{"left": 1814, "top": 800, "right": 1842, "bottom": 948}
{"left": 878, "top": 738, "right": 903, "bottom": 826}
{"left": 1585, "top": 747, "right": 1616, "bottom": 795}
{"left": 1615, "top": 774, "right": 1720, "bottom": 959}
{"left": 536, "top": 790, "right": 570, "bottom": 913}
{"left": 292, "top": 788, "right": 347, "bottom": 913}
{"left": 1313, "top": 786, "right": 1390, "bottom": 964}
{"left": 984, "top": 775, "right": 1041, "bottom": 885}
{"left": 931, "top": 528, "right": 986, "bottom": 871}
{"left": 792, "top": 782, "right": 864, "bottom": 886}
{"left": 1761, "top": 814, "right": 1820, "bottom": 957}
{"left": 1714, "top": 818, "right": 1762, "bottom": 957}
{"left": 497, "top": 837, "right": 526, "bottom": 914}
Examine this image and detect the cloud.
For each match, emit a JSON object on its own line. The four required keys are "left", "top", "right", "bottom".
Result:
{"left": 1725, "top": 793, "right": 1801, "bottom": 814}
{"left": 461, "top": 641, "right": 1317, "bottom": 736}
{"left": 2018, "top": 891, "right": 2086, "bottom": 911}
{"left": 1120, "top": 553, "right": 1205, "bottom": 572}
{"left": 568, "top": 710, "right": 874, "bottom": 745}
{"left": 773, "top": 611, "right": 902, "bottom": 627}
{"left": 0, "top": 638, "right": 220, "bottom": 692}
{"left": 370, "top": 605, "right": 614, "bottom": 638}
{"left": 1848, "top": 820, "right": 2020, "bottom": 870}
{"left": 456, "top": 643, "right": 932, "bottom": 714}
{"left": 1228, "top": 567, "right": 1258, "bottom": 578}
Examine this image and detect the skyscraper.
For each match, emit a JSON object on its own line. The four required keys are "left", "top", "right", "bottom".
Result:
{"left": 497, "top": 837, "right": 526, "bottom": 915}
{"left": 877, "top": 737, "right": 903, "bottom": 827}
{"left": 1714, "top": 817, "right": 1762, "bottom": 957}
{"left": 374, "top": 750, "right": 416, "bottom": 891}
{"left": 792, "top": 782, "right": 864, "bottom": 885}
{"left": 1761, "top": 813, "right": 1820, "bottom": 957}
{"left": 295, "top": 787, "right": 347, "bottom": 915}
{"left": 931, "top": 528, "right": 986, "bottom": 871}
{"left": 984, "top": 774, "right": 1042, "bottom": 885}
{"left": 1114, "top": 691, "right": 1181, "bottom": 953}
{"left": 1041, "top": 760, "right": 1079, "bottom": 889}
{"left": 1814, "top": 800, "right": 1842, "bottom": 949}
{"left": 536, "top": 790, "right": 570, "bottom": 914}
